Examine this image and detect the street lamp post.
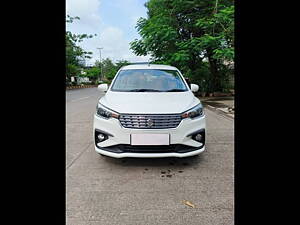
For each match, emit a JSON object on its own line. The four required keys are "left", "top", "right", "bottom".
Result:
{"left": 97, "top": 47, "right": 103, "bottom": 82}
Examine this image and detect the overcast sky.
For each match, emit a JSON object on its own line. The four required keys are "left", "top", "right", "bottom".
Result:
{"left": 66, "top": 0, "right": 150, "bottom": 65}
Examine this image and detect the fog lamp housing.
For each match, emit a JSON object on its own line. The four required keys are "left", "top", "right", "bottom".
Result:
{"left": 94, "top": 129, "right": 109, "bottom": 145}
{"left": 97, "top": 133, "right": 106, "bottom": 141}
{"left": 188, "top": 129, "right": 205, "bottom": 144}
{"left": 194, "top": 133, "right": 203, "bottom": 142}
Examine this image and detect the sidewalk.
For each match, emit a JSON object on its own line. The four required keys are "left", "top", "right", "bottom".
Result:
{"left": 199, "top": 96, "right": 234, "bottom": 119}
{"left": 66, "top": 84, "right": 98, "bottom": 90}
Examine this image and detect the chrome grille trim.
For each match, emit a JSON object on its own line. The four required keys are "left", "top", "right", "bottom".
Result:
{"left": 119, "top": 114, "right": 182, "bottom": 129}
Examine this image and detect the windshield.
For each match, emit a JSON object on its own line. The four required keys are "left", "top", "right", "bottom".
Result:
{"left": 110, "top": 69, "right": 188, "bottom": 92}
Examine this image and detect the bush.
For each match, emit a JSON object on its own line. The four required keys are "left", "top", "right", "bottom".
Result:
{"left": 185, "top": 62, "right": 211, "bottom": 93}
{"left": 218, "top": 65, "right": 234, "bottom": 92}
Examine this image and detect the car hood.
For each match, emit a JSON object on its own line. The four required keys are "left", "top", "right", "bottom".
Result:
{"left": 99, "top": 91, "right": 200, "bottom": 114}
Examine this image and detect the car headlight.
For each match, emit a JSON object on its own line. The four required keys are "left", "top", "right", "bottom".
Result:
{"left": 96, "top": 103, "right": 119, "bottom": 119}
{"left": 181, "top": 104, "right": 204, "bottom": 119}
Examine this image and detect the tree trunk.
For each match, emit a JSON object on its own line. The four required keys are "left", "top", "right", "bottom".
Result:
{"left": 207, "top": 49, "right": 220, "bottom": 92}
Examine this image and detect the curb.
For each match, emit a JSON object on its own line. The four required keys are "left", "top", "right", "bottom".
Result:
{"left": 205, "top": 104, "right": 234, "bottom": 119}
{"left": 66, "top": 85, "right": 97, "bottom": 90}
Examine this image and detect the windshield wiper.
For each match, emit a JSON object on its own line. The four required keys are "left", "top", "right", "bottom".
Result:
{"left": 129, "top": 89, "right": 161, "bottom": 92}
{"left": 164, "top": 89, "right": 186, "bottom": 92}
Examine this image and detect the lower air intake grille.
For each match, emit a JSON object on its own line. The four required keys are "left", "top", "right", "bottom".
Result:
{"left": 99, "top": 144, "right": 201, "bottom": 153}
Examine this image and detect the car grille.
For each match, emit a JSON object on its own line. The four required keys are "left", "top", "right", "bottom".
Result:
{"left": 119, "top": 114, "right": 182, "bottom": 129}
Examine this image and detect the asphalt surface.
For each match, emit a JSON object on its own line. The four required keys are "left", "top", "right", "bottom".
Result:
{"left": 66, "top": 88, "right": 234, "bottom": 225}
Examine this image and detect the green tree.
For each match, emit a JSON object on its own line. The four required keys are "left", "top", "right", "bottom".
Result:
{"left": 82, "top": 67, "right": 101, "bottom": 83}
{"left": 130, "top": 0, "right": 234, "bottom": 92}
{"left": 94, "top": 59, "right": 130, "bottom": 82}
{"left": 66, "top": 15, "right": 96, "bottom": 82}
{"left": 102, "top": 58, "right": 116, "bottom": 81}
{"left": 115, "top": 60, "right": 130, "bottom": 70}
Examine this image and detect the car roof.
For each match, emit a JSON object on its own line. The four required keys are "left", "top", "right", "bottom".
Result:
{"left": 120, "top": 64, "right": 179, "bottom": 71}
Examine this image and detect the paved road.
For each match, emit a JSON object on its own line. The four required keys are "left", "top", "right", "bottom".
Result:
{"left": 66, "top": 88, "right": 234, "bottom": 225}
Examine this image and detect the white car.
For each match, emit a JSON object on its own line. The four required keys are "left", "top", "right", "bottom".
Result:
{"left": 93, "top": 64, "right": 206, "bottom": 158}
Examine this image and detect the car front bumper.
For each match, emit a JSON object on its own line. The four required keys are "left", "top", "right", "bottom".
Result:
{"left": 93, "top": 113, "right": 206, "bottom": 158}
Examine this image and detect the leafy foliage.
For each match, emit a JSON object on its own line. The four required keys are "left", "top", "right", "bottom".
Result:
{"left": 196, "top": 4, "right": 234, "bottom": 61}
{"left": 66, "top": 15, "right": 129, "bottom": 85}
{"left": 66, "top": 15, "right": 96, "bottom": 81}
{"left": 95, "top": 58, "right": 130, "bottom": 81}
{"left": 130, "top": 0, "right": 234, "bottom": 92}
{"left": 83, "top": 67, "right": 101, "bottom": 83}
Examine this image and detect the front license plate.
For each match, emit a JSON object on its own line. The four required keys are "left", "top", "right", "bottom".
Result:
{"left": 131, "top": 134, "right": 170, "bottom": 145}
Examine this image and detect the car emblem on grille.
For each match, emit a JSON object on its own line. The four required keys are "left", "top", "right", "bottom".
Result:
{"left": 147, "top": 118, "right": 154, "bottom": 127}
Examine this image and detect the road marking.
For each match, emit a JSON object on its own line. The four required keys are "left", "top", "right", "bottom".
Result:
{"left": 70, "top": 96, "right": 91, "bottom": 102}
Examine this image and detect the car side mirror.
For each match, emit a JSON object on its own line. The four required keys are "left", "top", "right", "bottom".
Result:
{"left": 98, "top": 84, "right": 108, "bottom": 92}
{"left": 190, "top": 84, "right": 199, "bottom": 92}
